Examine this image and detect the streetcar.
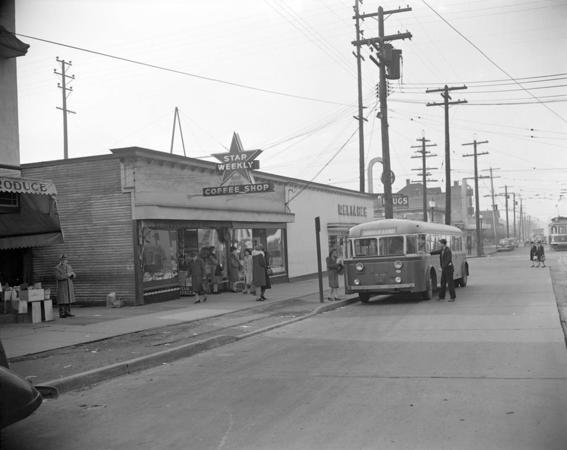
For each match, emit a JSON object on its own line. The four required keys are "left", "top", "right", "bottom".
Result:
{"left": 549, "top": 216, "right": 567, "bottom": 250}
{"left": 344, "top": 219, "right": 469, "bottom": 302}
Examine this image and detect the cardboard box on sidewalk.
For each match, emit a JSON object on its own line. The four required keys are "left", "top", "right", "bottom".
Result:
{"left": 20, "top": 289, "right": 45, "bottom": 302}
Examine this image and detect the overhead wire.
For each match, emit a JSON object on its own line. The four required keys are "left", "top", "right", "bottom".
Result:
{"left": 420, "top": 0, "right": 567, "bottom": 125}
{"left": 15, "top": 33, "right": 356, "bottom": 108}
{"left": 287, "top": 102, "right": 378, "bottom": 204}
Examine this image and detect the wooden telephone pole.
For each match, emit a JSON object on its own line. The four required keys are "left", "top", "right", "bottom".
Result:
{"left": 411, "top": 137, "right": 437, "bottom": 221}
{"left": 352, "top": 5, "right": 412, "bottom": 217}
{"left": 462, "top": 139, "right": 488, "bottom": 256}
{"left": 426, "top": 85, "right": 467, "bottom": 225}
{"left": 54, "top": 57, "right": 76, "bottom": 159}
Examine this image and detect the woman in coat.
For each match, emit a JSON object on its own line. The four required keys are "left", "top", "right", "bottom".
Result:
{"left": 228, "top": 248, "right": 242, "bottom": 291}
{"left": 529, "top": 242, "right": 537, "bottom": 267}
{"left": 55, "top": 254, "right": 76, "bottom": 318}
{"left": 252, "top": 246, "right": 268, "bottom": 301}
{"left": 242, "top": 248, "right": 254, "bottom": 294}
{"left": 326, "top": 248, "right": 341, "bottom": 301}
{"left": 188, "top": 251, "right": 207, "bottom": 304}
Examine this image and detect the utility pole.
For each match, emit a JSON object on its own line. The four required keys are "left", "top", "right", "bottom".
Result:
{"left": 426, "top": 85, "right": 467, "bottom": 225}
{"left": 353, "top": 5, "right": 412, "bottom": 218}
{"left": 353, "top": 0, "right": 366, "bottom": 193}
{"left": 512, "top": 192, "right": 517, "bottom": 239}
{"left": 54, "top": 57, "right": 76, "bottom": 159}
{"left": 410, "top": 137, "right": 437, "bottom": 221}
{"left": 462, "top": 139, "right": 488, "bottom": 257}
{"left": 482, "top": 167, "right": 501, "bottom": 245}
{"left": 502, "top": 185, "right": 510, "bottom": 238}
{"left": 519, "top": 197, "right": 524, "bottom": 242}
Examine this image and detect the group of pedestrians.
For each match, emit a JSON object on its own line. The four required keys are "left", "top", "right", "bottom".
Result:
{"left": 529, "top": 241, "right": 546, "bottom": 268}
{"left": 187, "top": 243, "right": 272, "bottom": 303}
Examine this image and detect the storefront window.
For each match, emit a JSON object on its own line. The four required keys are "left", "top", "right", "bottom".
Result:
{"left": 266, "top": 228, "right": 285, "bottom": 275}
{"left": 142, "top": 228, "right": 178, "bottom": 284}
{"left": 231, "top": 228, "right": 286, "bottom": 275}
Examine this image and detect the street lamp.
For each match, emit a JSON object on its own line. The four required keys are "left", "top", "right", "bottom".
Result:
{"left": 429, "top": 200, "right": 436, "bottom": 223}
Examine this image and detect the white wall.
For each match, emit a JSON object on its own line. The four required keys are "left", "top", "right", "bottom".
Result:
{"left": 286, "top": 187, "right": 375, "bottom": 277}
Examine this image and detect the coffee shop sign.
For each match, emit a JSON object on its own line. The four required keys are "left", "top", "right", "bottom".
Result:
{"left": 203, "top": 132, "right": 274, "bottom": 197}
{"left": 338, "top": 204, "right": 368, "bottom": 217}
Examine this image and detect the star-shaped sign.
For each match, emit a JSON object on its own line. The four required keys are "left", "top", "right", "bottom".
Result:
{"left": 212, "top": 133, "right": 263, "bottom": 185}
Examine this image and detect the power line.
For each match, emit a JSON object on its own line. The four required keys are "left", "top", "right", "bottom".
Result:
{"left": 420, "top": 0, "right": 567, "bottom": 125}
{"left": 15, "top": 32, "right": 356, "bottom": 107}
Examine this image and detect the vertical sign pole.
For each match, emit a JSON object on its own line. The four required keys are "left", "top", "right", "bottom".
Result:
{"left": 315, "top": 217, "right": 324, "bottom": 303}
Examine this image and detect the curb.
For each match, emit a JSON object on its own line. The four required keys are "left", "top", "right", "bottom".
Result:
{"left": 41, "top": 296, "right": 360, "bottom": 394}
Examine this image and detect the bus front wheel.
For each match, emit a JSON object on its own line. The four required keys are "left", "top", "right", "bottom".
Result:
{"left": 457, "top": 267, "right": 468, "bottom": 287}
{"left": 359, "top": 293, "right": 371, "bottom": 303}
{"left": 422, "top": 272, "right": 436, "bottom": 300}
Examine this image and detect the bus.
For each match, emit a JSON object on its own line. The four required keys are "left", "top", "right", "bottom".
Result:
{"left": 549, "top": 216, "right": 567, "bottom": 250}
{"left": 344, "top": 219, "right": 469, "bottom": 302}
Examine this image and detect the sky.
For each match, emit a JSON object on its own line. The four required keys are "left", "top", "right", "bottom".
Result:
{"left": 14, "top": 0, "right": 567, "bottom": 227}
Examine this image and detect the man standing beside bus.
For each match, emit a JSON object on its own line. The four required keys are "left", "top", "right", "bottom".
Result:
{"left": 431, "top": 238, "right": 456, "bottom": 302}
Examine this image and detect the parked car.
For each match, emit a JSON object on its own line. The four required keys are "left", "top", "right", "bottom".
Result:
{"left": 0, "top": 339, "right": 57, "bottom": 430}
{"left": 496, "top": 238, "right": 516, "bottom": 252}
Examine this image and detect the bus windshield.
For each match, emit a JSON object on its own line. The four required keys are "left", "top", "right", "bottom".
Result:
{"left": 353, "top": 235, "right": 404, "bottom": 257}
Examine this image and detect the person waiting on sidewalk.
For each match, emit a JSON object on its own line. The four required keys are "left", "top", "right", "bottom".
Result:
{"left": 188, "top": 251, "right": 207, "bottom": 304}
{"left": 535, "top": 241, "right": 546, "bottom": 268}
{"left": 430, "top": 238, "right": 456, "bottom": 302}
{"left": 326, "top": 248, "right": 342, "bottom": 301}
{"left": 252, "top": 244, "right": 269, "bottom": 301}
{"left": 242, "top": 248, "right": 254, "bottom": 294}
{"left": 228, "top": 247, "right": 243, "bottom": 291}
{"left": 55, "top": 254, "right": 76, "bottom": 318}
{"left": 529, "top": 241, "right": 537, "bottom": 267}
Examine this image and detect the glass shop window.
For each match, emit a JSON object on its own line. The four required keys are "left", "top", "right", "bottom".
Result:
{"left": 142, "top": 228, "right": 178, "bottom": 283}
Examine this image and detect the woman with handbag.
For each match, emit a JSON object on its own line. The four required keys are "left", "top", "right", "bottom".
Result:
{"left": 326, "top": 248, "right": 342, "bottom": 301}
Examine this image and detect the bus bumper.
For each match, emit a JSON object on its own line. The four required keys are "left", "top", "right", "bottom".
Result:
{"left": 346, "top": 283, "right": 416, "bottom": 294}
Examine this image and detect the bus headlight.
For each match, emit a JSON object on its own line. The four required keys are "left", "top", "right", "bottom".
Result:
{"left": 394, "top": 276, "right": 402, "bottom": 283}
{"left": 355, "top": 262, "right": 365, "bottom": 272}
{"left": 394, "top": 261, "right": 403, "bottom": 269}
{"left": 353, "top": 278, "right": 360, "bottom": 285}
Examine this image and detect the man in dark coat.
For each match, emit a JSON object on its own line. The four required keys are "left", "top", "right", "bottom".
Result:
{"left": 188, "top": 251, "right": 207, "bottom": 304}
{"left": 431, "top": 238, "right": 456, "bottom": 302}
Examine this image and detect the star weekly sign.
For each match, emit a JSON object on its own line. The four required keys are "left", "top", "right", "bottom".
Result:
{"left": 202, "top": 133, "right": 274, "bottom": 197}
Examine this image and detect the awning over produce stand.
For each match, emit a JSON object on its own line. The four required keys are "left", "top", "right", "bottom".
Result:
{"left": 0, "top": 176, "right": 63, "bottom": 250}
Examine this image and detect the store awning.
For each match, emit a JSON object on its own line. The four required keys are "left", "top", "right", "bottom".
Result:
{"left": 0, "top": 177, "right": 63, "bottom": 250}
{"left": 0, "top": 26, "right": 30, "bottom": 59}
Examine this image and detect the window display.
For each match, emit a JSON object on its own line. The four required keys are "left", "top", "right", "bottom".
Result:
{"left": 141, "top": 228, "right": 178, "bottom": 284}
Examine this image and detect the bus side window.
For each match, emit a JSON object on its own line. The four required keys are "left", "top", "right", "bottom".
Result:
{"left": 406, "top": 235, "right": 417, "bottom": 254}
{"left": 417, "top": 234, "right": 426, "bottom": 253}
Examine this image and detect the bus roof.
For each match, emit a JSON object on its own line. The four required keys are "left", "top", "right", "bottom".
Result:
{"left": 348, "top": 219, "right": 463, "bottom": 238}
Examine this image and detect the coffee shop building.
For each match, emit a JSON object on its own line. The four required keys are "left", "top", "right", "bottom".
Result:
{"left": 22, "top": 141, "right": 377, "bottom": 305}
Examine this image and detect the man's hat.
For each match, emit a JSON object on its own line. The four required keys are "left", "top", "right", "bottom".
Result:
{"left": 439, "top": 239, "right": 447, "bottom": 245}
{"left": 60, "top": 254, "right": 67, "bottom": 260}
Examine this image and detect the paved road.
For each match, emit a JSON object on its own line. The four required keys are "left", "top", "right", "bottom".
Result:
{"left": 3, "top": 252, "right": 567, "bottom": 450}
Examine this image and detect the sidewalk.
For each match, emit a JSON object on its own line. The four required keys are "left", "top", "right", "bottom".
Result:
{"left": 0, "top": 277, "right": 350, "bottom": 359}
